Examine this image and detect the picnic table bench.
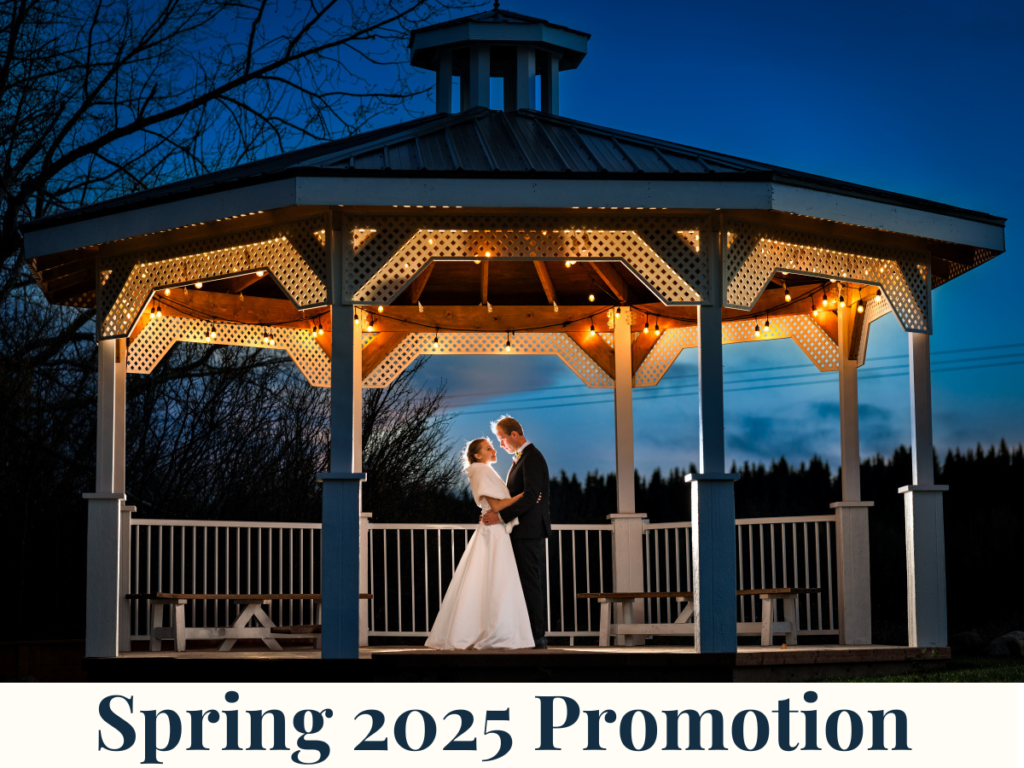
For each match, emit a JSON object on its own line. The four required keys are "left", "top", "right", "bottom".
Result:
{"left": 577, "top": 588, "right": 821, "bottom": 647}
{"left": 129, "top": 593, "right": 371, "bottom": 652}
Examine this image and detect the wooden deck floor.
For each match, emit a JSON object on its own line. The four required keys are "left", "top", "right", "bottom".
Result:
{"left": 104, "top": 644, "right": 949, "bottom": 683}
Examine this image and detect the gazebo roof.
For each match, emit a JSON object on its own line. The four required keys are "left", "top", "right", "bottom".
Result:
{"left": 26, "top": 106, "right": 1001, "bottom": 232}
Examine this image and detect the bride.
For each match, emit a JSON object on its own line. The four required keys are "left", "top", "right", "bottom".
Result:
{"left": 424, "top": 437, "right": 535, "bottom": 650}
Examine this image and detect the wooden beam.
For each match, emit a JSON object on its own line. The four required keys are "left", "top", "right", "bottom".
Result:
{"left": 567, "top": 332, "right": 616, "bottom": 379}
{"left": 362, "top": 332, "right": 410, "bottom": 378}
{"left": 813, "top": 309, "right": 839, "bottom": 345}
{"left": 408, "top": 262, "right": 434, "bottom": 304}
{"left": 848, "top": 288, "right": 865, "bottom": 360}
{"left": 586, "top": 262, "right": 628, "bottom": 304}
{"left": 161, "top": 288, "right": 313, "bottom": 327}
{"left": 367, "top": 306, "right": 694, "bottom": 334}
{"left": 224, "top": 273, "right": 266, "bottom": 294}
{"left": 631, "top": 329, "right": 659, "bottom": 375}
{"left": 534, "top": 261, "right": 558, "bottom": 305}
{"left": 481, "top": 260, "right": 489, "bottom": 306}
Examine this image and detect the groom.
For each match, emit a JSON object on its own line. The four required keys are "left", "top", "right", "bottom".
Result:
{"left": 480, "top": 415, "right": 550, "bottom": 649}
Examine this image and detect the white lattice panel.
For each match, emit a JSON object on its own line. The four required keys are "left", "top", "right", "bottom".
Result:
{"left": 362, "top": 331, "right": 614, "bottom": 389}
{"left": 347, "top": 215, "right": 707, "bottom": 306}
{"left": 127, "top": 316, "right": 332, "bottom": 387}
{"left": 633, "top": 326, "right": 699, "bottom": 386}
{"left": 633, "top": 314, "right": 840, "bottom": 384}
{"left": 724, "top": 220, "right": 931, "bottom": 333}
{"left": 857, "top": 293, "right": 892, "bottom": 366}
{"left": 99, "top": 216, "right": 329, "bottom": 338}
{"left": 934, "top": 247, "right": 1000, "bottom": 288}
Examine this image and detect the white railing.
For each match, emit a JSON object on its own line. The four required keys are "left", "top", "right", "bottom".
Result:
{"left": 643, "top": 515, "right": 838, "bottom": 635}
{"left": 127, "top": 519, "right": 322, "bottom": 640}
{"left": 130, "top": 514, "right": 837, "bottom": 641}
{"left": 366, "top": 523, "right": 612, "bottom": 639}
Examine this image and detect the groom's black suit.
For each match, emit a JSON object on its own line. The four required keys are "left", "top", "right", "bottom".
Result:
{"left": 502, "top": 443, "right": 551, "bottom": 644}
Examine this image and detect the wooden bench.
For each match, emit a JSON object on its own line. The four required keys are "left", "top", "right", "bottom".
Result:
{"left": 578, "top": 588, "right": 821, "bottom": 647}
{"left": 129, "top": 593, "right": 371, "bottom": 652}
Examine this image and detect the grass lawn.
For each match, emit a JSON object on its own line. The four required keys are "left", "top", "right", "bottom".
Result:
{"left": 828, "top": 655, "right": 1024, "bottom": 682}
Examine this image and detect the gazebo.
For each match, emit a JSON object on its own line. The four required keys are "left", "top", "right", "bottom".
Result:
{"left": 23, "top": 7, "right": 1006, "bottom": 660}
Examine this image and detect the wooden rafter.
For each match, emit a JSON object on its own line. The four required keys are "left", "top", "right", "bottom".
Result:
{"left": 408, "top": 262, "right": 434, "bottom": 304}
{"left": 631, "top": 329, "right": 659, "bottom": 375}
{"left": 225, "top": 273, "right": 267, "bottom": 294}
{"left": 847, "top": 288, "right": 865, "bottom": 360}
{"left": 362, "top": 332, "right": 410, "bottom": 378}
{"left": 586, "top": 262, "right": 628, "bottom": 304}
{"left": 367, "top": 306, "right": 694, "bottom": 334}
{"left": 533, "top": 261, "right": 558, "bottom": 305}
{"left": 480, "top": 260, "right": 489, "bottom": 306}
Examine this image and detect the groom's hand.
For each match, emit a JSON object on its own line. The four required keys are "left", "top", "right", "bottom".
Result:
{"left": 480, "top": 510, "right": 501, "bottom": 526}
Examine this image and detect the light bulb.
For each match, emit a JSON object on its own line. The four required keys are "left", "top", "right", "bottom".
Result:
{"left": 474, "top": 259, "right": 481, "bottom": 265}
{"left": 163, "top": 288, "right": 170, "bottom": 296}
{"left": 317, "top": 322, "right": 324, "bottom": 336}
{"left": 857, "top": 300, "right": 864, "bottom": 314}
{"left": 875, "top": 291, "right": 882, "bottom": 303}
{"left": 615, "top": 306, "right": 621, "bottom": 316}
{"left": 485, "top": 251, "right": 491, "bottom": 258}
{"left": 565, "top": 261, "right": 572, "bottom": 268}
{"left": 765, "top": 317, "right": 770, "bottom": 328}
{"left": 654, "top": 321, "right": 660, "bottom": 336}
{"left": 210, "top": 327, "right": 217, "bottom": 340}
{"left": 194, "top": 281, "right": 203, "bottom": 289}
{"left": 263, "top": 330, "right": 269, "bottom": 343}
{"left": 813, "top": 308, "right": 819, "bottom": 317}
{"left": 378, "top": 305, "right": 383, "bottom": 313}
{"left": 150, "top": 306, "right": 156, "bottom": 320}
{"left": 432, "top": 332, "right": 439, "bottom": 350}
{"left": 821, "top": 293, "right": 828, "bottom": 307}
{"left": 256, "top": 270, "right": 265, "bottom": 277}
{"left": 354, "top": 313, "right": 360, "bottom": 325}
{"left": 754, "top": 323, "right": 761, "bottom": 338}
{"left": 589, "top": 321, "right": 596, "bottom": 336}
{"left": 588, "top": 294, "right": 595, "bottom": 303}
{"left": 367, "top": 318, "right": 375, "bottom": 332}
{"left": 839, "top": 295, "right": 846, "bottom": 308}
{"left": 269, "top": 335, "right": 275, "bottom": 346}
{"left": 784, "top": 285, "right": 791, "bottom": 302}
{"left": 156, "top": 306, "right": 162, "bottom": 319}
{"left": 644, "top": 320, "right": 649, "bottom": 334}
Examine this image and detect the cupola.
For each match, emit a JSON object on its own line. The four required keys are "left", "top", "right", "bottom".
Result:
{"left": 409, "top": 2, "right": 590, "bottom": 115}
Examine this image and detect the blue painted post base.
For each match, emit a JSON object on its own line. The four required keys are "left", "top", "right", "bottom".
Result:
{"left": 686, "top": 473, "right": 740, "bottom": 654}
{"left": 899, "top": 485, "right": 949, "bottom": 648}
{"left": 83, "top": 493, "right": 126, "bottom": 658}
{"left": 318, "top": 472, "right": 366, "bottom": 659}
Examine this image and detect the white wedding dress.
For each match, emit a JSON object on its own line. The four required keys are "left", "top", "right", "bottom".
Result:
{"left": 424, "top": 463, "right": 534, "bottom": 650}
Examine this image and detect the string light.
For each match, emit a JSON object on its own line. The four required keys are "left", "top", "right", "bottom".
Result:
{"left": 163, "top": 288, "right": 170, "bottom": 296}
{"left": 875, "top": 290, "right": 883, "bottom": 303}
{"left": 432, "top": 330, "right": 439, "bottom": 350}
{"left": 839, "top": 288, "right": 846, "bottom": 308}
{"left": 857, "top": 298, "right": 864, "bottom": 314}
{"left": 588, "top": 294, "right": 595, "bottom": 303}
{"left": 754, "top": 320, "right": 761, "bottom": 338}
{"left": 589, "top": 319, "right": 596, "bottom": 336}
{"left": 378, "top": 305, "right": 383, "bottom": 313}
{"left": 317, "top": 319, "right": 325, "bottom": 336}
{"left": 204, "top": 327, "right": 212, "bottom": 342}
{"left": 256, "top": 270, "right": 265, "bottom": 277}
{"left": 354, "top": 311, "right": 360, "bottom": 325}
{"left": 194, "top": 281, "right": 203, "bottom": 289}
{"left": 765, "top": 312, "right": 770, "bottom": 329}
{"left": 784, "top": 283, "right": 791, "bottom": 302}
{"left": 821, "top": 290, "right": 828, "bottom": 308}
{"left": 210, "top": 326, "right": 217, "bottom": 340}
{"left": 367, "top": 315, "right": 375, "bottom": 332}
{"left": 644, "top": 318, "right": 649, "bottom": 334}
{"left": 263, "top": 328, "right": 270, "bottom": 344}
{"left": 615, "top": 306, "right": 621, "bottom": 317}
{"left": 156, "top": 304, "right": 162, "bottom": 319}
{"left": 150, "top": 304, "right": 156, "bottom": 320}
{"left": 504, "top": 332, "right": 511, "bottom": 352}
{"left": 654, "top": 318, "right": 661, "bottom": 336}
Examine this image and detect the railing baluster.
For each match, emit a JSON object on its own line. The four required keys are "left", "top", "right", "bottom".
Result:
{"left": 814, "top": 522, "right": 823, "bottom": 632}
{"left": 826, "top": 521, "right": 835, "bottom": 631}
{"left": 397, "top": 529, "right": 403, "bottom": 634}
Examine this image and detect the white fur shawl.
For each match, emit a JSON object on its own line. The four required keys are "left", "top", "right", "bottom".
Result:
{"left": 466, "top": 463, "right": 518, "bottom": 533}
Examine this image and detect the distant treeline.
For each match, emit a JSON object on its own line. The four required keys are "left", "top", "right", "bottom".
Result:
{"left": 548, "top": 441, "right": 1024, "bottom": 644}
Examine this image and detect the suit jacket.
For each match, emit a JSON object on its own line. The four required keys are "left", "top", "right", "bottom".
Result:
{"left": 502, "top": 444, "right": 551, "bottom": 539}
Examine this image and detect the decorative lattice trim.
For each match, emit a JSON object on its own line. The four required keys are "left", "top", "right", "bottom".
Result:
{"left": 634, "top": 314, "right": 840, "bottom": 385}
{"left": 363, "top": 331, "right": 614, "bottom": 389}
{"left": 934, "top": 247, "right": 1001, "bottom": 288}
{"left": 857, "top": 293, "right": 892, "bottom": 366}
{"left": 724, "top": 220, "right": 931, "bottom": 333}
{"left": 127, "top": 316, "right": 331, "bottom": 387}
{"left": 346, "top": 215, "right": 707, "bottom": 306}
{"left": 99, "top": 216, "right": 329, "bottom": 339}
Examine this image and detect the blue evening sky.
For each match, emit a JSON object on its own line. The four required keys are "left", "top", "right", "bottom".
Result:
{"left": 386, "top": 0, "right": 1023, "bottom": 480}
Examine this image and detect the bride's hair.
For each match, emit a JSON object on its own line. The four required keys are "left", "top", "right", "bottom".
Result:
{"left": 463, "top": 437, "right": 490, "bottom": 470}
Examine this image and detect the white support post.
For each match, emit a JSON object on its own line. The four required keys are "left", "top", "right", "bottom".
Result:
{"left": 505, "top": 46, "right": 535, "bottom": 111}
{"left": 353, "top": 317, "right": 370, "bottom": 647}
{"left": 541, "top": 52, "right": 560, "bottom": 115}
{"left": 607, "top": 308, "right": 646, "bottom": 643}
{"left": 436, "top": 50, "right": 452, "bottom": 114}
{"left": 319, "top": 215, "right": 366, "bottom": 659}
{"left": 687, "top": 220, "right": 738, "bottom": 654}
{"left": 832, "top": 293, "right": 873, "bottom": 645}
{"left": 84, "top": 337, "right": 127, "bottom": 658}
{"left": 899, "top": 331, "right": 948, "bottom": 647}
{"left": 467, "top": 45, "right": 490, "bottom": 110}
